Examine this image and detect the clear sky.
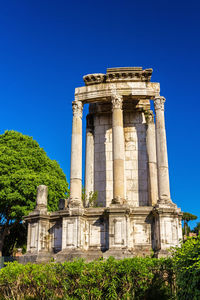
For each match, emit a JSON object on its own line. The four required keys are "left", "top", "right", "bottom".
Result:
{"left": 0, "top": 0, "right": 200, "bottom": 226}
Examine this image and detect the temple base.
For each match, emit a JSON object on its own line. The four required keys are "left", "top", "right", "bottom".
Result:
{"left": 21, "top": 205, "right": 182, "bottom": 263}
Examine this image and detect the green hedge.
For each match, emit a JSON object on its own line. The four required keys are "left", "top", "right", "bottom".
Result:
{"left": 0, "top": 257, "right": 174, "bottom": 300}
{"left": 0, "top": 235, "right": 199, "bottom": 300}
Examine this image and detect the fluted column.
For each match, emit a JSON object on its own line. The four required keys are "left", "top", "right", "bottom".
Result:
{"left": 111, "top": 92, "right": 125, "bottom": 204}
{"left": 69, "top": 100, "right": 83, "bottom": 206}
{"left": 145, "top": 110, "right": 158, "bottom": 206}
{"left": 154, "top": 97, "right": 173, "bottom": 205}
{"left": 85, "top": 114, "right": 94, "bottom": 207}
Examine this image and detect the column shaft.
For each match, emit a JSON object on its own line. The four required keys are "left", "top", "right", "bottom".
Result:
{"left": 69, "top": 101, "right": 83, "bottom": 206}
{"left": 145, "top": 110, "right": 158, "bottom": 206}
{"left": 154, "top": 97, "right": 171, "bottom": 203}
{"left": 85, "top": 114, "right": 94, "bottom": 207}
{"left": 111, "top": 93, "right": 125, "bottom": 204}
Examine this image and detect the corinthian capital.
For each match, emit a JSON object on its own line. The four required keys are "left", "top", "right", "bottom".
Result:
{"left": 111, "top": 90, "right": 123, "bottom": 109}
{"left": 144, "top": 110, "right": 154, "bottom": 124}
{"left": 72, "top": 101, "right": 83, "bottom": 118}
{"left": 154, "top": 96, "right": 166, "bottom": 111}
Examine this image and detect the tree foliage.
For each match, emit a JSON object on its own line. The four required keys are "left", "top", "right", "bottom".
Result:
{"left": 193, "top": 222, "right": 200, "bottom": 235}
{"left": 182, "top": 212, "right": 197, "bottom": 236}
{"left": 0, "top": 130, "right": 69, "bottom": 255}
{"left": 172, "top": 235, "right": 200, "bottom": 299}
{"left": 182, "top": 212, "right": 197, "bottom": 222}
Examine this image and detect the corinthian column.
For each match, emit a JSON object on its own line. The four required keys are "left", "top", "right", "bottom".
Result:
{"left": 111, "top": 91, "right": 125, "bottom": 204}
{"left": 69, "top": 100, "right": 83, "bottom": 207}
{"left": 145, "top": 110, "right": 158, "bottom": 206}
{"left": 154, "top": 97, "right": 174, "bottom": 205}
{"left": 85, "top": 114, "right": 94, "bottom": 207}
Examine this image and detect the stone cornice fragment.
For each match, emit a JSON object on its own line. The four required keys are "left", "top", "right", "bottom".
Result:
{"left": 83, "top": 67, "right": 153, "bottom": 86}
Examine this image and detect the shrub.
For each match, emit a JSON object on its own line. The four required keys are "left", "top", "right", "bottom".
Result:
{"left": 172, "top": 234, "right": 200, "bottom": 300}
{"left": 0, "top": 257, "right": 175, "bottom": 300}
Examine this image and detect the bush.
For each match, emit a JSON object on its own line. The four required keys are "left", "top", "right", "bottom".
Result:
{"left": 1, "top": 234, "right": 200, "bottom": 300}
{"left": 0, "top": 257, "right": 175, "bottom": 300}
{"left": 172, "top": 234, "right": 200, "bottom": 300}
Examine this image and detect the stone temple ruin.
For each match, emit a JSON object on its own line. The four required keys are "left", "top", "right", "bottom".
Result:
{"left": 22, "top": 67, "right": 182, "bottom": 262}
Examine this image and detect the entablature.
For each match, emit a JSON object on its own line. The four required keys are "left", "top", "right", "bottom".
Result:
{"left": 75, "top": 81, "right": 160, "bottom": 103}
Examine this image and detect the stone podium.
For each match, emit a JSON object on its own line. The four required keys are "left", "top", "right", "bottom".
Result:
{"left": 22, "top": 67, "right": 182, "bottom": 262}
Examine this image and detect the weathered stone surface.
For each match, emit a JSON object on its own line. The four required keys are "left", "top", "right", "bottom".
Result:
{"left": 23, "top": 67, "right": 182, "bottom": 263}
{"left": 69, "top": 100, "right": 83, "bottom": 206}
{"left": 85, "top": 114, "right": 94, "bottom": 207}
{"left": 35, "top": 185, "right": 48, "bottom": 212}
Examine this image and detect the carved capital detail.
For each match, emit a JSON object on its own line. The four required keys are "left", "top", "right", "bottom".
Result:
{"left": 72, "top": 101, "right": 83, "bottom": 118}
{"left": 111, "top": 91, "right": 123, "bottom": 110}
{"left": 144, "top": 110, "right": 154, "bottom": 124}
{"left": 154, "top": 96, "right": 166, "bottom": 111}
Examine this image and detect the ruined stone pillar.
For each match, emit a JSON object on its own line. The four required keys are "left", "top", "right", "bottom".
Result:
{"left": 69, "top": 101, "right": 83, "bottom": 206}
{"left": 36, "top": 185, "right": 48, "bottom": 212}
{"left": 154, "top": 97, "right": 173, "bottom": 205}
{"left": 85, "top": 114, "right": 94, "bottom": 207}
{"left": 111, "top": 92, "right": 125, "bottom": 204}
{"left": 145, "top": 110, "right": 158, "bottom": 206}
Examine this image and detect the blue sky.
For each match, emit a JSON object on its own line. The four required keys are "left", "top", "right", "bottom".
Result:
{"left": 0, "top": 0, "right": 200, "bottom": 226}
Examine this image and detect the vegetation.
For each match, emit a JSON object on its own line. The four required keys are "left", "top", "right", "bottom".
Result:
{"left": 0, "top": 233, "right": 199, "bottom": 299}
{"left": 82, "top": 188, "right": 99, "bottom": 207}
{"left": 0, "top": 130, "right": 69, "bottom": 256}
{"left": 87, "top": 191, "right": 99, "bottom": 207}
{"left": 193, "top": 222, "right": 200, "bottom": 235}
{"left": 0, "top": 235, "right": 199, "bottom": 299}
{"left": 182, "top": 212, "right": 197, "bottom": 236}
{"left": 172, "top": 234, "right": 200, "bottom": 299}
{"left": 0, "top": 257, "right": 174, "bottom": 300}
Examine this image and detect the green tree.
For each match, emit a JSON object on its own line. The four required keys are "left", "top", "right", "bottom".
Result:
{"left": 193, "top": 222, "right": 200, "bottom": 235}
{"left": 0, "top": 130, "right": 69, "bottom": 256}
{"left": 182, "top": 212, "right": 197, "bottom": 236}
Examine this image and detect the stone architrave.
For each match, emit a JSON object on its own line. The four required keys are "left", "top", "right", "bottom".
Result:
{"left": 69, "top": 100, "right": 83, "bottom": 207}
{"left": 111, "top": 91, "right": 125, "bottom": 204}
{"left": 145, "top": 110, "right": 158, "bottom": 206}
{"left": 85, "top": 114, "right": 94, "bottom": 207}
{"left": 154, "top": 97, "right": 174, "bottom": 206}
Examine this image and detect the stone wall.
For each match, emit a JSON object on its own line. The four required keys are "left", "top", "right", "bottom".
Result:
{"left": 94, "top": 112, "right": 113, "bottom": 207}
{"left": 93, "top": 109, "right": 148, "bottom": 207}
{"left": 124, "top": 111, "right": 148, "bottom": 206}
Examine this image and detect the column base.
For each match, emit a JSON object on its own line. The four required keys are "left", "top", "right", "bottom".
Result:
{"left": 111, "top": 196, "right": 125, "bottom": 205}
{"left": 69, "top": 198, "right": 83, "bottom": 208}
{"left": 155, "top": 198, "right": 177, "bottom": 209}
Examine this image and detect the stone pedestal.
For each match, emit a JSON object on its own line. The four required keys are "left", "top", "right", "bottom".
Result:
{"left": 153, "top": 207, "right": 183, "bottom": 257}
{"left": 61, "top": 207, "right": 84, "bottom": 251}
{"left": 21, "top": 185, "right": 51, "bottom": 263}
{"left": 107, "top": 206, "right": 129, "bottom": 249}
